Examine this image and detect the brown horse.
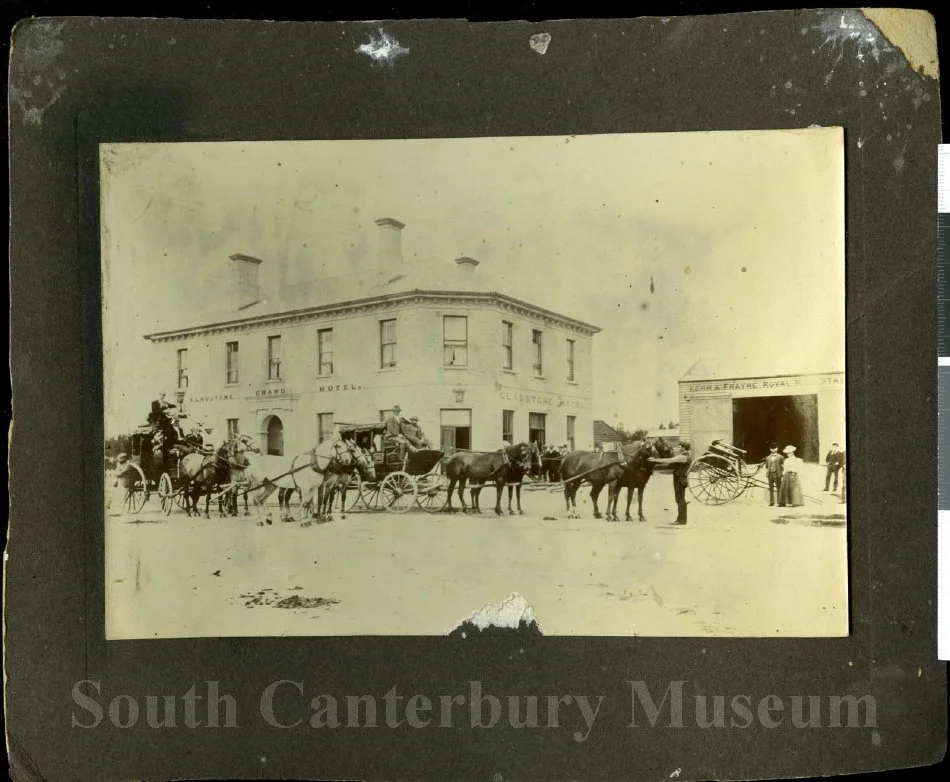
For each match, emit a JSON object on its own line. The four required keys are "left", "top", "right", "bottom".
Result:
{"left": 560, "top": 449, "right": 627, "bottom": 520}
{"left": 605, "top": 440, "right": 669, "bottom": 522}
{"left": 177, "top": 442, "right": 235, "bottom": 519}
{"left": 470, "top": 442, "right": 542, "bottom": 515}
{"left": 445, "top": 442, "right": 533, "bottom": 515}
{"left": 560, "top": 440, "right": 660, "bottom": 521}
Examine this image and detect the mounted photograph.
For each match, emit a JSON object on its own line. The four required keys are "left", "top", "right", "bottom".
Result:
{"left": 101, "top": 129, "right": 846, "bottom": 639}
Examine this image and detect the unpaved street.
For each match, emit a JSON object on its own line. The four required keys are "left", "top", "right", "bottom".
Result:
{"left": 105, "top": 466, "right": 847, "bottom": 639}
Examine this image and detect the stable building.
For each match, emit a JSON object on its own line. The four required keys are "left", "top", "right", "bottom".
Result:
{"left": 143, "top": 218, "right": 600, "bottom": 457}
{"left": 678, "top": 361, "right": 846, "bottom": 463}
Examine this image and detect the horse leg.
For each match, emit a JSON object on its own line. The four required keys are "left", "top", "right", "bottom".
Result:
{"left": 446, "top": 479, "right": 456, "bottom": 513}
{"left": 624, "top": 487, "right": 634, "bottom": 522}
{"left": 458, "top": 478, "right": 469, "bottom": 513}
{"left": 516, "top": 484, "right": 524, "bottom": 515}
{"left": 494, "top": 482, "right": 503, "bottom": 516}
{"left": 604, "top": 482, "right": 616, "bottom": 522}
{"left": 590, "top": 482, "right": 604, "bottom": 519}
{"left": 255, "top": 483, "right": 277, "bottom": 525}
{"left": 507, "top": 485, "right": 514, "bottom": 515}
{"left": 637, "top": 486, "right": 646, "bottom": 522}
{"left": 564, "top": 483, "right": 573, "bottom": 518}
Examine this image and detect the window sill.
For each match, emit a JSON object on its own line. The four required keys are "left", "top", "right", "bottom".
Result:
{"left": 442, "top": 365, "right": 469, "bottom": 371}
{"left": 225, "top": 382, "right": 241, "bottom": 388}
{"left": 316, "top": 374, "right": 335, "bottom": 381}
{"left": 264, "top": 378, "right": 284, "bottom": 384}
{"left": 501, "top": 369, "right": 516, "bottom": 375}
{"left": 377, "top": 367, "right": 399, "bottom": 373}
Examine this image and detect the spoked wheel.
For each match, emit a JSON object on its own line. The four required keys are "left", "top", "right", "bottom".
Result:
{"left": 158, "top": 472, "right": 175, "bottom": 515}
{"left": 380, "top": 471, "right": 416, "bottom": 513}
{"left": 175, "top": 482, "right": 190, "bottom": 510}
{"left": 687, "top": 455, "right": 741, "bottom": 505}
{"left": 360, "top": 481, "right": 384, "bottom": 511}
{"left": 123, "top": 463, "right": 148, "bottom": 514}
{"left": 416, "top": 473, "right": 449, "bottom": 513}
{"left": 333, "top": 472, "right": 363, "bottom": 514}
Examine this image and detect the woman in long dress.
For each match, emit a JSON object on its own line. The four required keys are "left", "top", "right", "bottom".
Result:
{"left": 778, "top": 445, "right": 805, "bottom": 507}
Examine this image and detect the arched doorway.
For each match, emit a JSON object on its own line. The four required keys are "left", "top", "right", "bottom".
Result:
{"left": 263, "top": 415, "right": 284, "bottom": 456}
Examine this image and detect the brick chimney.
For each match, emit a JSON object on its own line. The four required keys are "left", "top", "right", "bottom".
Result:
{"left": 455, "top": 256, "right": 479, "bottom": 272}
{"left": 228, "top": 253, "right": 263, "bottom": 310}
{"left": 375, "top": 218, "right": 405, "bottom": 272}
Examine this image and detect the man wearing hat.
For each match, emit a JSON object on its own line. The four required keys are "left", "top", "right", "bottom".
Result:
{"left": 403, "top": 416, "right": 432, "bottom": 450}
{"left": 384, "top": 405, "right": 410, "bottom": 461}
{"left": 778, "top": 445, "right": 804, "bottom": 507}
{"left": 764, "top": 443, "right": 785, "bottom": 507}
{"left": 824, "top": 442, "right": 844, "bottom": 492}
{"left": 648, "top": 441, "right": 693, "bottom": 525}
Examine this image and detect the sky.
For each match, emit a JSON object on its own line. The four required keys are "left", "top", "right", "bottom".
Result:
{"left": 101, "top": 130, "right": 845, "bottom": 437}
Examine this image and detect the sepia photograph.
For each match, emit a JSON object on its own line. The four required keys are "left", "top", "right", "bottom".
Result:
{"left": 101, "top": 129, "right": 847, "bottom": 639}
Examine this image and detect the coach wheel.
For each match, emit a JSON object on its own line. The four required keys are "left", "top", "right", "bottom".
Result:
{"left": 381, "top": 471, "right": 415, "bottom": 513}
{"left": 687, "top": 455, "right": 740, "bottom": 505}
{"left": 415, "top": 473, "right": 449, "bottom": 513}
{"left": 124, "top": 463, "right": 148, "bottom": 514}
{"left": 359, "top": 481, "right": 383, "bottom": 511}
{"left": 158, "top": 472, "right": 175, "bottom": 515}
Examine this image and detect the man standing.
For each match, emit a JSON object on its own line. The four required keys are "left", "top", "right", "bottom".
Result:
{"left": 649, "top": 441, "right": 693, "bottom": 525}
{"left": 764, "top": 443, "right": 785, "bottom": 507}
{"left": 824, "top": 442, "right": 844, "bottom": 492}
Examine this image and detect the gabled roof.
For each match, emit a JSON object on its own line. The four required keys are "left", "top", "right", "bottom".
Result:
{"left": 593, "top": 419, "right": 623, "bottom": 444}
{"left": 679, "top": 356, "right": 844, "bottom": 383}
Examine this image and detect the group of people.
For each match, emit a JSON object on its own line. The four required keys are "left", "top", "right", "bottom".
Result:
{"left": 382, "top": 405, "right": 432, "bottom": 461}
{"left": 764, "top": 441, "right": 846, "bottom": 507}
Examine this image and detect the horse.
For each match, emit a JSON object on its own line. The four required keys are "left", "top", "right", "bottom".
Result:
{"left": 177, "top": 442, "right": 235, "bottom": 519}
{"left": 560, "top": 448, "right": 628, "bottom": 520}
{"left": 541, "top": 449, "right": 563, "bottom": 483}
{"left": 605, "top": 440, "right": 670, "bottom": 522}
{"left": 304, "top": 446, "right": 377, "bottom": 525}
{"left": 219, "top": 435, "right": 259, "bottom": 517}
{"left": 470, "top": 442, "right": 541, "bottom": 515}
{"left": 241, "top": 437, "right": 356, "bottom": 525}
{"left": 445, "top": 442, "right": 534, "bottom": 516}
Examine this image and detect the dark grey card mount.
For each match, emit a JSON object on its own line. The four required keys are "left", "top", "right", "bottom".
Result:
{"left": 7, "top": 10, "right": 945, "bottom": 781}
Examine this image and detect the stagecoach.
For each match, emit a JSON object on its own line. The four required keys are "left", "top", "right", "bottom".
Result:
{"left": 116, "top": 427, "right": 190, "bottom": 514}
{"left": 334, "top": 422, "right": 449, "bottom": 513}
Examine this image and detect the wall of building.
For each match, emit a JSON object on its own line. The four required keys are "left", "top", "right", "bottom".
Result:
{"left": 151, "top": 297, "right": 595, "bottom": 456}
{"left": 677, "top": 372, "right": 845, "bottom": 462}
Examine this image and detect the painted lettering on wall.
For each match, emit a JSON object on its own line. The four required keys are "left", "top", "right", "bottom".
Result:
{"left": 256, "top": 388, "right": 288, "bottom": 397}
{"left": 499, "top": 391, "right": 583, "bottom": 409}
{"left": 317, "top": 384, "right": 363, "bottom": 392}
{"left": 189, "top": 394, "right": 234, "bottom": 403}
{"left": 685, "top": 375, "right": 843, "bottom": 393}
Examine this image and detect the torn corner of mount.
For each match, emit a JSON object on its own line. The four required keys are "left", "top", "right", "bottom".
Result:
{"left": 449, "top": 592, "right": 543, "bottom": 635}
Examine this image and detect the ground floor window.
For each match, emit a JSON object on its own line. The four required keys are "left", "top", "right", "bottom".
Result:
{"left": 528, "top": 412, "right": 546, "bottom": 448}
{"left": 226, "top": 418, "right": 240, "bottom": 440}
{"left": 502, "top": 409, "right": 514, "bottom": 443}
{"left": 566, "top": 415, "right": 576, "bottom": 451}
{"left": 440, "top": 409, "right": 471, "bottom": 456}
{"left": 318, "top": 412, "right": 334, "bottom": 443}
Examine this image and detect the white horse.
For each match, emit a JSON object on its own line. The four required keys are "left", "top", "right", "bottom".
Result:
{"left": 241, "top": 436, "right": 355, "bottom": 525}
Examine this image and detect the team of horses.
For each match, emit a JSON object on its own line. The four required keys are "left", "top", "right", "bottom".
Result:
{"left": 169, "top": 433, "right": 674, "bottom": 524}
